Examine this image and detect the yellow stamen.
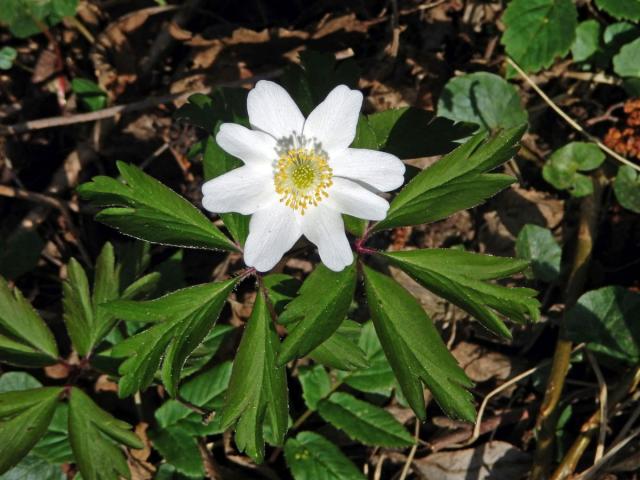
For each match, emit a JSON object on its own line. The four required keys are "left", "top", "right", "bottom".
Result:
{"left": 273, "top": 148, "right": 333, "bottom": 215}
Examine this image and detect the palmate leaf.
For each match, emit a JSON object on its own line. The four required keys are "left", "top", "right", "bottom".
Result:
{"left": 0, "top": 386, "right": 62, "bottom": 473}
{"left": 363, "top": 266, "right": 475, "bottom": 421}
{"left": 374, "top": 125, "right": 526, "bottom": 231}
{"left": 383, "top": 249, "right": 539, "bottom": 338}
{"left": 317, "top": 392, "right": 414, "bottom": 448}
{"left": 0, "top": 277, "right": 58, "bottom": 367}
{"left": 284, "top": 431, "right": 366, "bottom": 480}
{"left": 68, "top": 388, "right": 142, "bottom": 480}
{"left": 277, "top": 263, "right": 357, "bottom": 366}
{"left": 78, "top": 161, "right": 235, "bottom": 251}
{"left": 107, "top": 278, "right": 237, "bottom": 397}
{"left": 502, "top": 0, "right": 578, "bottom": 72}
{"left": 220, "top": 291, "right": 288, "bottom": 462}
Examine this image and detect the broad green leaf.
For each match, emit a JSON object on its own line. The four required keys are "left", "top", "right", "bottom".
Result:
{"left": 298, "top": 365, "right": 331, "bottom": 410}
{"left": 572, "top": 20, "right": 602, "bottom": 62}
{"left": 0, "top": 372, "right": 41, "bottom": 392}
{"left": 0, "top": 277, "right": 58, "bottom": 366}
{"left": 0, "top": 453, "right": 65, "bottom": 480}
{"left": 0, "top": 387, "right": 61, "bottom": 474}
{"left": 341, "top": 322, "right": 395, "bottom": 396}
{"left": 149, "top": 426, "right": 203, "bottom": 478}
{"left": 437, "top": 72, "right": 528, "bottom": 133}
{"left": 0, "top": 46, "right": 16, "bottom": 70}
{"left": 613, "top": 37, "right": 640, "bottom": 77}
{"left": 108, "top": 279, "right": 237, "bottom": 397}
{"left": 309, "top": 321, "right": 368, "bottom": 371}
{"left": 383, "top": 249, "right": 539, "bottom": 337}
{"left": 363, "top": 266, "right": 475, "bottom": 421}
{"left": 32, "top": 403, "right": 73, "bottom": 464}
{"left": 51, "top": 0, "right": 78, "bottom": 17}
{"left": 502, "top": 0, "right": 578, "bottom": 72}
{"left": 317, "top": 392, "right": 414, "bottom": 447}
{"left": 202, "top": 134, "right": 249, "bottom": 245}
{"left": 603, "top": 22, "right": 640, "bottom": 61}
{"left": 77, "top": 161, "right": 235, "bottom": 251}
{"left": 68, "top": 387, "right": 142, "bottom": 480}
{"left": 516, "top": 224, "right": 562, "bottom": 282}
{"left": 221, "top": 291, "right": 288, "bottom": 462}
{"left": 284, "top": 432, "right": 366, "bottom": 480}
{"left": 71, "top": 78, "right": 108, "bottom": 112}
{"left": 613, "top": 165, "right": 640, "bottom": 213}
{"left": 278, "top": 263, "right": 357, "bottom": 365}
{"left": 542, "top": 142, "right": 604, "bottom": 197}
{"left": 595, "top": 0, "right": 640, "bottom": 20}
{"left": 564, "top": 287, "right": 640, "bottom": 364}
{"left": 375, "top": 125, "right": 525, "bottom": 230}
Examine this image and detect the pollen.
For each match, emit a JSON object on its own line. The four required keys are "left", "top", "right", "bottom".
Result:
{"left": 273, "top": 148, "right": 333, "bottom": 214}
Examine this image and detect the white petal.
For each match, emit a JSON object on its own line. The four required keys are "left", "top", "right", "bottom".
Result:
{"left": 330, "top": 148, "right": 406, "bottom": 192}
{"left": 244, "top": 203, "right": 302, "bottom": 271}
{"left": 325, "top": 177, "right": 389, "bottom": 221}
{"left": 302, "top": 205, "right": 353, "bottom": 272}
{"left": 216, "top": 123, "right": 278, "bottom": 167}
{"left": 247, "top": 80, "right": 305, "bottom": 140}
{"left": 303, "top": 85, "right": 363, "bottom": 153}
{"left": 202, "top": 166, "right": 275, "bottom": 215}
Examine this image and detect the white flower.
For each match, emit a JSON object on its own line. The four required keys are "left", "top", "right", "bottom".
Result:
{"left": 201, "top": 80, "right": 405, "bottom": 272}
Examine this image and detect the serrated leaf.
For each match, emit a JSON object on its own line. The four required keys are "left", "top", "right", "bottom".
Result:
{"left": 383, "top": 249, "right": 539, "bottom": 337}
{"left": 363, "top": 266, "right": 476, "bottom": 421}
{"left": 595, "top": 0, "right": 640, "bottom": 21}
{"left": 542, "top": 142, "right": 604, "bottom": 197}
{"left": 284, "top": 431, "right": 366, "bottom": 480}
{"left": 221, "top": 291, "right": 288, "bottom": 462}
{"left": 308, "top": 321, "right": 368, "bottom": 371}
{"left": 317, "top": 392, "right": 413, "bottom": 447}
{"left": 613, "top": 165, "right": 640, "bottom": 213}
{"left": 564, "top": 286, "right": 640, "bottom": 365}
{"left": 437, "top": 72, "right": 528, "bottom": 133}
{"left": 502, "top": 0, "right": 578, "bottom": 72}
{"left": 0, "top": 386, "right": 62, "bottom": 474}
{"left": 0, "top": 277, "right": 58, "bottom": 367}
{"left": 68, "top": 387, "right": 142, "bottom": 480}
{"left": 516, "top": 224, "right": 562, "bottom": 282}
{"left": 298, "top": 365, "right": 331, "bottom": 410}
{"left": 108, "top": 279, "right": 237, "bottom": 397}
{"left": 375, "top": 126, "right": 525, "bottom": 230}
{"left": 278, "top": 263, "right": 357, "bottom": 365}
{"left": 78, "top": 161, "right": 234, "bottom": 251}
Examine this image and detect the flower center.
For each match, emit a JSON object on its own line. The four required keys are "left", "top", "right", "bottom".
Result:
{"left": 274, "top": 148, "right": 333, "bottom": 214}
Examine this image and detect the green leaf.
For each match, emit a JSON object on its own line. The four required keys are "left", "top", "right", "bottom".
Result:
{"left": 515, "top": 224, "right": 562, "bottom": 282}
{"left": 613, "top": 37, "right": 640, "bottom": 78}
{"left": 383, "top": 249, "right": 539, "bottom": 337}
{"left": 572, "top": 20, "right": 602, "bottom": 62}
{"left": 437, "top": 72, "right": 528, "bottom": 133}
{"left": 375, "top": 126, "right": 525, "bottom": 230}
{"left": 62, "top": 258, "right": 94, "bottom": 356}
{"left": 502, "top": 0, "right": 578, "bottom": 72}
{"left": 308, "top": 321, "right": 368, "bottom": 371}
{"left": 0, "top": 46, "right": 16, "bottom": 70}
{"left": 341, "top": 322, "right": 395, "bottom": 396}
{"left": 202, "top": 134, "right": 249, "bottom": 245}
{"left": 0, "top": 372, "right": 41, "bottom": 392}
{"left": 565, "top": 286, "right": 640, "bottom": 365}
{"left": 78, "top": 161, "right": 234, "bottom": 251}
{"left": 71, "top": 78, "right": 108, "bottom": 112}
{"left": 0, "top": 386, "right": 61, "bottom": 474}
{"left": 298, "top": 365, "right": 331, "bottom": 410}
{"left": 68, "top": 387, "right": 142, "bottom": 480}
{"left": 317, "top": 392, "right": 413, "bottom": 447}
{"left": 613, "top": 165, "right": 640, "bottom": 213}
{"left": 363, "top": 266, "right": 476, "bottom": 421}
{"left": 51, "top": 0, "right": 78, "bottom": 17}
{"left": 0, "top": 277, "right": 58, "bottom": 366}
{"left": 180, "top": 324, "right": 234, "bottom": 378}
{"left": 284, "top": 431, "right": 366, "bottom": 480}
{"left": 263, "top": 273, "right": 300, "bottom": 314}
{"left": 149, "top": 426, "right": 203, "bottom": 478}
{"left": 278, "top": 263, "right": 357, "bottom": 365}
{"left": 595, "top": 0, "right": 640, "bottom": 21}
{"left": 32, "top": 403, "right": 73, "bottom": 464}
{"left": 542, "top": 142, "right": 604, "bottom": 197}
{"left": 221, "top": 291, "right": 288, "bottom": 462}
{"left": 0, "top": 453, "right": 65, "bottom": 480}
{"left": 108, "top": 279, "right": 237, "bottom": 397}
